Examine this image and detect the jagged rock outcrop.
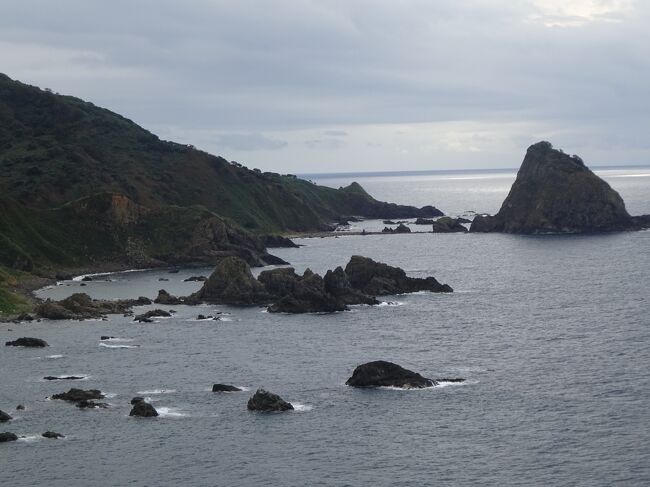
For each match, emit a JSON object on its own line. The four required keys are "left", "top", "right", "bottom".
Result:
{"left": 346, "top": 361, "right": 435, "bottom": 388}
{"left": 247, "top": 389, "right": 294, "bottom": 412}
{"left": 382, "top": 223, "right": 411, "bottom": 234}
{"left": 36, "top": 293, "right": 152, "bottom": 320}
{"left": 0, "top": 410, "right": 12, "bottom": 422}
{"left": 192, "top": 255, "right": 452, "bottom": 312}
{"left": 153, "top": 289, "right": 185, "bottom": 305}
{"left": 345, "top": 256, "right": 453, "bottom": 295}
{"left": 5, "top": 337, "right": 48, "bottom": 347}
{"left": 193, "top": 256, "right": 270, "bottom": 305}
{"left": 470, "top": 142, "right": 639, "bottom": 234}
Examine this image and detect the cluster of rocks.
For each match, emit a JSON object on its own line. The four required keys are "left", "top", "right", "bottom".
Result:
{"left": 133, "top": 309, "right": 171, "bottom": 323}
{"left": 381, "top": 223, "right": 411, "bottom": 234}
{"left": 36, "top": 293, "right": 152, "bottom": 320}
{"left": 191, "top": 255, "right": 452, "bottom": 313}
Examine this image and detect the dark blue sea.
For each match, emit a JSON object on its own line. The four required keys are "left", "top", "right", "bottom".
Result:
{"left": 2, "top": 168, "right": 649, "bottom": 486}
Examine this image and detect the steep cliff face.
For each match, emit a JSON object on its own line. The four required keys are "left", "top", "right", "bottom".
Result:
{"left": 470, "top": 142, "right": 635, "bottom": 234}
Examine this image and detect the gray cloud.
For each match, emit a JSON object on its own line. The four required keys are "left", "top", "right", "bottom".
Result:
{"left": 0, "top": 1, "right": 648, "bottom": 171}
{"left": 214, "top": 133, "right": 287, "bottom": 151}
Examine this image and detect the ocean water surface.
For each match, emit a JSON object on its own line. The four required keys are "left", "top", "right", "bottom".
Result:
{"left": 2, "top": 168, "right": 649, "bottom": 486}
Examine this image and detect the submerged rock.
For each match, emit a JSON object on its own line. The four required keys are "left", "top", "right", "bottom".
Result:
{"left": 5, "top": 337, "right": 48, "bottom": 347}
{"left": 247, "top": 389, "right": 294, "bottom": 412}
{"left": 183, "top": 276, "right": 207, "bottom": 282}
{"left": 51, "top": 388, "right": 104, "bottom": 402}
{"left": 43, "top": 376, "right": 85, "bottom": 381}
{"left": 346, "top": 361, "right": 435, "bottom": 388}
{"left": 470, "top": 141, "right": 637, "bottom": 234}
{"left": 76, "top": 400, "right": 108, "bottom": 409}
{"left": 212, "top": 384, "right": 242, "bottom": 392}
{"left": 129, "top": 400, "right": 158, "bottom": 417}
{"left": 15, "top": 405, "right": 24, "bottom": 411}
{"left": 0, "top": 410, "right": 13, "bottom": 422}
{"left": 42, "top": 431, "right": 65, "bottom": 439}
{"left": 0, "top": 432, "right": 18, "bottom": 442}
{"left": 133, "top": 309, "right": 171, "bottom": 322}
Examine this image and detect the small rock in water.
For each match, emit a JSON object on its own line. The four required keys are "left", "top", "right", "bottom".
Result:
{"left": 15, "top": 405, "right": 24, "bottom": 411}
{"left": 0, "top": 432, "right": 18, "bottom": 442}
{"left": 81, "top": 276, "right": 93, "bottom": 282}
{"left": 0, "top": 410, "right": 13, "bottom": 422}
{"left": 212, "top": 384, "right": 242, "bottom": 392}
{"left": 5, "top": 337, "right": 48, "bottom": 348}
{"left": 42, "top": 431, "right": 65, "bottom": 439}
{"left": 129, "top": 400, "right": 159, "bottom": 417}
{"left": 44, "top": 376, "right": 85, "bottom": 381}
{"left": 345, "top": 361, "right": 435, "bottom": 389}
{"left": 100, "top": 336, "right": 115, "bottom": 340}
{"left": 247, "top": 389, "right": 293, "bottom": 412}
{"left": 51, "top": 388, "right": 104, "bottom": 402}
{"left": 159, "top": 278, "right": 169, "bottom": 282}
{"left": 184, "top": 276, "right": 207, "bottom": 282}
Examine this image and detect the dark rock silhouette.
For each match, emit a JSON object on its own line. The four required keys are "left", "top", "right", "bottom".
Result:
{"left": 430, "top": 217, "right": 468, "bottom": 233}
{"left": 36, "top": 293, "right": 152, "bottom": 320}
{"left": 0, "top": 410, "right": 12, "bottom": 422}
{"left": 154, "top": 289, "right": 184, "bottom": 305}
{"left": 247, "top": 389, "right": 294, "bottom": 412}
{"left": 51, "top": 388, "right": 104, "bottom": 402}
{"left": 129, "top": 399, "right": 158, "bottom": 417}
{"left": 0, "top": 432, "right": 18, "bottom": 442}
{"left": 76, "top": 400, "right": 108, "bottom": 409}
{"left": 382, "top": 223, "right": 411, "bottom": 233}
{"left": 212, "top": 384, "right": 242, "bottom": 392}
{"left": 5, "top": 337, "right": 48, "bottom": 347}
{"left": 44, "top": 376, "right": 84, "bottom": 381}
{"left": 183, "top": 276, "right": 207, "bottom": 282}
{"left": 346, "top": 361, "right": 435, "bottom": 388}
{"left": 42, "top": 431, "right": 65, "bottom": 439}
{"left": 470, "top": 142, "right": 641, "bottom": 234}
{"left": 345, "top": 256, "right": 453, "bottom": 295}
{"left": 192, "top": 255, "right": 451, "bottom": 312}
{"left": 134, "top": 309, "right": 171, "bottom": 322}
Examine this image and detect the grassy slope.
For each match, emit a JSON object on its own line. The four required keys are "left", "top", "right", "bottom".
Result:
{"left": 0, "top": 73, "right": 435, "bottom": 233}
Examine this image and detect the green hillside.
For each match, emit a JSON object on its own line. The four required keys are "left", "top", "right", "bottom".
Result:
{"left": 0, "top": 73, "right": 439, "bottom": 233}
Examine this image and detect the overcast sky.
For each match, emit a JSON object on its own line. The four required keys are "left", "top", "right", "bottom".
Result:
{"left": 1, "top": 0, "right": 649, "bottom": 173}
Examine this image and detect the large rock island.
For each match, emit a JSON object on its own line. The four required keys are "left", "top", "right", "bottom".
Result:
{"left": 470, "top": 141, "right": 648, "bottom": 234}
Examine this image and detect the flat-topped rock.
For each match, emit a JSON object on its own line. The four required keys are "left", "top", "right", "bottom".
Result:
{"left": 51, "top": 388, "right": 104, "bottom": 402}
{"left": 346, "top": 361, "right": 435, "bottom": 388}
{"left": 5, "top": 337, "right": 48, "bottom": 347}
{"left": 212, "top": 384, "right": 242, "bottom": 392}
{"left": 0, "top": 432, "right": 18, "bottom": 442}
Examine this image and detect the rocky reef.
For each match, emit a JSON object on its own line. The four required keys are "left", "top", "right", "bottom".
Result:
{"left": 36, "top": 293, "right": 152, "bottom": 320}
{"left": 192, "top": 255, "right": 452, "bottom": 313}
{"left": 470, "top": 142, "right": 649, "bottom": 234}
